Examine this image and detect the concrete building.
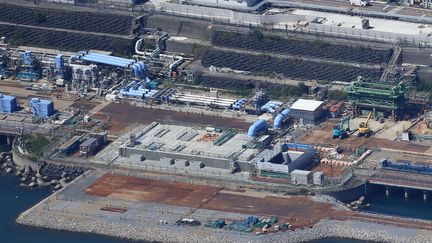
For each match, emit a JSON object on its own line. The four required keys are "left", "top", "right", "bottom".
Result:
{"left": 289, "top": 99, "right": 324, "bottom": 124}
{"left": 291, "top": 169, "right": 312, "bottom": 185}
{"left": 119, "top": 122, "right": 257, "bottom": 172}
{"left": 251, "top": 143, "right": 315, "bottom": 174}
{"left": 116, "top": 123, "right": 315, "bottom": 175}
{"left": 313, "top": 172, "right": 324, "bottom": 185}
{"left": 189, "top": 0, "right": 265, "bottom": 10}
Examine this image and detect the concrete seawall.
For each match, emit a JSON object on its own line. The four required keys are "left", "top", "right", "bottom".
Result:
{"left": 12, "top": 149, "right": 39, "bottom": 171}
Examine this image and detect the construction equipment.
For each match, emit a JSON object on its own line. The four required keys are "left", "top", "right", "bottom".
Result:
{"left": 332, "top": 115, "right": 350, "bottom": 139}
{"left": 358, "top": 112, "right": 373, "bottom": 137}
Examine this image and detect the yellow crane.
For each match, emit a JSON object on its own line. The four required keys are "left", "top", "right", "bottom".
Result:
{"left": 358, "top": 112, "right": 373, "bottom": 137}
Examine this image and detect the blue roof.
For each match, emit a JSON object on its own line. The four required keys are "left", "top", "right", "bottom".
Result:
{"left": 30, "top": 98, "right": 53, "bottom": 105}
{"left": 0, "top": 94, "right": 16, "bottom": 101}
{"left": 81, "top": 53, "right": 134, "bottom": 68}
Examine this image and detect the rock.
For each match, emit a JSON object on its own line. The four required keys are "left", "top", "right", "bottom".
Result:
{"left": 29, "top": 182, "right": 36, "bottom": 187}
{"left": 5, "top": 167, "right": 12, "bottom": 173}
{"left": 59, "top": 178, "right": 67, "bottom": 187}
{"left": 25, "top": 165, "right": 32, "bottom": 174}
{"left": 54, "top": 184, "right": 62, "bottom": 190}
{"left": 37, "top": 178, "right": 44, "bottom": 185}
{"left": 21, "top": 177, "right": 27, "bottom": 182}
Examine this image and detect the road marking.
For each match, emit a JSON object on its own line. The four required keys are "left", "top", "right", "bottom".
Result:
{"left": 383, "top": 5, "right": 390, "bottom": 10}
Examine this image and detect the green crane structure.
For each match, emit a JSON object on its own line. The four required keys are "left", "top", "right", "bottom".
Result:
{"left": 346, "top": 76, "right": 408, "bottom": 119}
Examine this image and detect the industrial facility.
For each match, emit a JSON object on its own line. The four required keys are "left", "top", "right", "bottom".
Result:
{"left": 2, "top": 0, "right": 432, "bottom": 242}
{"left": 114, "top": 122, "right": 316, "bottom": 177}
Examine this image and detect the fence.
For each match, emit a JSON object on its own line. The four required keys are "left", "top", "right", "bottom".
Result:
{"left": 0, "top": 119, "right": 57, "bottom": 136}
{"left": 21, "top": 0, "right": 134, "bottom": 11}
{"left": 10, "top": 0, "right": 432, "bottom": 47}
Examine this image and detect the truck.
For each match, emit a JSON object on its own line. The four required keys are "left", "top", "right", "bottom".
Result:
{"left": 350, "top": 0, "right": 369, "bottom": 7}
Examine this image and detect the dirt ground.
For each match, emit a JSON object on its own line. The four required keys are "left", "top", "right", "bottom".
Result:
{"left": 311, "top": 163, "right": 347, "bottom": 177}
{"left": 71, "top": 99, "right": 100, "bottom": 112}
{"left": 86, "top": 174, "right": 345, "bottom": 227}
{"left": 100, "top": 103, "right": 251, "bottom": 134}
{"left": 299, "top": 119, "right": 431, "bottom": 154}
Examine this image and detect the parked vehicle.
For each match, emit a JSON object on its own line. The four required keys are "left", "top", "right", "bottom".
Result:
{"left": 350, "top": 0, "right": 370, "bottom": 7}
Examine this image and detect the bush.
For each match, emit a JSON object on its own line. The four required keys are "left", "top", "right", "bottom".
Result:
{"left": 328, "top": 90, "right": 348, "bottom": 100}
{"left": 24, "top": 134, "right": 50, "bottom": 157}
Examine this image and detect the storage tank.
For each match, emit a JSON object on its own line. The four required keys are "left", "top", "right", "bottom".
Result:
{"left": 247, "top": 119, "right": 267, "bottom": 138}
{"left": 29, "top": 98, "right": 55, "bottom": 118}
{"left": 55, "top": 54, "right": 64, "bottom": 69}
{"left": 0, "top": 94, "right": 17, "bottom": 113}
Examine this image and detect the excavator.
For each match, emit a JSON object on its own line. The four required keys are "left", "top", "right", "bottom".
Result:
{"left": 332, "top": 115, "right": 350, "bottom": 139}
{"left": 357, "top": 112, "right": 373, "bottom": 137}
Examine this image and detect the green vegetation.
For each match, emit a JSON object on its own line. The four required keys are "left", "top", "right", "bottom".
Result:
{"left": 191, "top": 43, "right": 207, "bottom": 58}
{"left": 266, "top": 83, "right": 307, "bottom": 99}
{"left": 248, "top": 29, "right": 263, "bottom": 41}
{"left": 24, "top": 134, "right": 50, "bottom": 158}
{"left": 328, "top": 90, "right": 348, "bottom": 100}
{"left": 34, "top": 12, "right": 47, "bottom": 24}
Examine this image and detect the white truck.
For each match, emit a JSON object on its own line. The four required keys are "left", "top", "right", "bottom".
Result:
{"left": 350, "top": 0, "right": 369, "bottom": 7}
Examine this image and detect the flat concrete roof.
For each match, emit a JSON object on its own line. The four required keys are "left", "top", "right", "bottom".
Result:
{"left": 292, "top": 9, "right": 432, "bottom": 37}
{"left": 128, "top": 123, "right": 255, "bottom": 161}
{"left": 290, "top": 99, "right": 323, "bottom": 112}
{"left": 291, "top": 169, "right": 312, "bottom": 175}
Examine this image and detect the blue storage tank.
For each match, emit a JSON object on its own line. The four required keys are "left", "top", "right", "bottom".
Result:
{"left": 22, "top": 51, "right": 32, "bottom": 65}
{"left": 139, "top": 62, "right": 146, "bottom": 77}
{"left": 247, "top": 119, "right": 267, "bottom": 138}
{"left": 29, "top": 98, "right": 55, "bottom": 118}
{"left": 55, "top": 54, "right": 64, "bottom": 69}
{"left": 0, "top": 94, "right": 17, "bottom": 113}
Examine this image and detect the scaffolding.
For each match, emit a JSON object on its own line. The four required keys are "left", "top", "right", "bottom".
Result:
{"left": 346, "top": 76, "right": 408, "bottom": 119}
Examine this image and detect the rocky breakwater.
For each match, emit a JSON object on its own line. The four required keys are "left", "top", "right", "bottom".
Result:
{"left": 0, "top": 151, "right": 86, "bottom": 190}
{"left": 16, "top": 209, "right": 259, "bottom": 243}
{"left": 16, "top": 209, "right": 432, "bottom": 243}
{"left": 280, "top": 220, "right": 432, "bottom": 243}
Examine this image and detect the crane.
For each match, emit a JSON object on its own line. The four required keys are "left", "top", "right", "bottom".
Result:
{"left": 332, "top": 115, "right": 350, "bottom": 139}
{"left": 358, "top": 112, "right": 373, "bottom": 137}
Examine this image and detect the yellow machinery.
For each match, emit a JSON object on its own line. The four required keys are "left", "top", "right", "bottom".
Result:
{"left": 358, "top": 112, "right": 373, "bottom": 137}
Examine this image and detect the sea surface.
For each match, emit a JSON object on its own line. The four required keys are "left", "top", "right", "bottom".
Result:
{"left": 363, "top": 184, "right": 432, "bottom": 220}
{"left": 0, "top": 173, "right": 137, "bottom": 243}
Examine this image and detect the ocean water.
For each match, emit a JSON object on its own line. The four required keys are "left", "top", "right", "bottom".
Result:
{"left": 0, "top": 173, "right": 139, "bottom": 243}
{"left": 363, "top": 184, "right": 432, "bottom": 220}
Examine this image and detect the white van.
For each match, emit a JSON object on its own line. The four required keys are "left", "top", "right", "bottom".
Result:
{"left": 350, "top": 0, "right": 369, "bottom": 7}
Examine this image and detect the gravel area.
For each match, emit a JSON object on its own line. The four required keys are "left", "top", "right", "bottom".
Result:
{"left": 16, "top": 207, "right": 432, "bottom": 243}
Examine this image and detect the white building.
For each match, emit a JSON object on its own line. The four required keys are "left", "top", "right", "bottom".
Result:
{"left": 190, "top": 0, "right": 264, "bottom": 9}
